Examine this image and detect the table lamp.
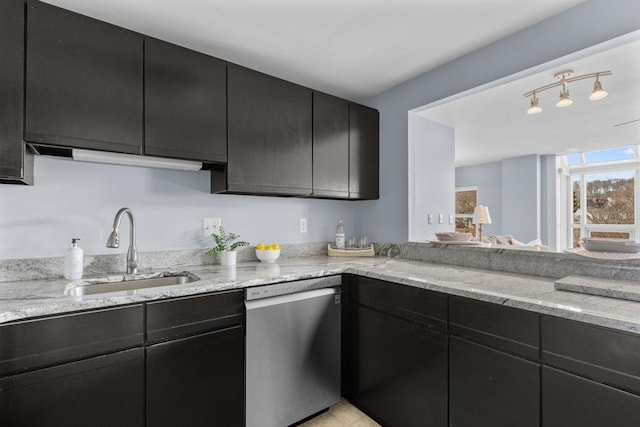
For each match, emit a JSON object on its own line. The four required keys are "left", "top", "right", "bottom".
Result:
{"left": 472, "top": 205, "right": 492, "bottom": 242}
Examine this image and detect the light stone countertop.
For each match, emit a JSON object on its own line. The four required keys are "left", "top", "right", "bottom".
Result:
{"left": 0, "top": 256, "right": 639, "bottom": 334}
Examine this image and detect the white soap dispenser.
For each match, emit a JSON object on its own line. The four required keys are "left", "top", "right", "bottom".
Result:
{"left": 64, "top": 238, "right": 84, "bottom": 280}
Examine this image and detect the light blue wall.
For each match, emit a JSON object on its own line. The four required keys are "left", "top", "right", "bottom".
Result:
{"left": 455, "top": 162, "right": 502, "bottom": 237}
{"left": 2, "top": 0, "right": 639, "bottom": 257}
{"left": 358, "top": 0, "right": 640, "bottom": 243}
{"left": 0, "top": 156, "right": 355, "bottom": 259}
{"left": 456, "top": 155, "right": 559, "bottom": 246}
{"left": 409, "top": 116, "right": 455, "bottom": 240}
{"left": 501, "top": 155, "right": 541, "bottom": 242}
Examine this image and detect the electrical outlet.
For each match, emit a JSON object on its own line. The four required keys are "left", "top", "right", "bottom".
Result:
{"left": 449, "top": 214, "right": 454, "bottom": 225}
{"left": 203, "top": 217, "right": 221, "bottom": 237}
{"left": 300, "top": 218, "right": 308, "bottom": 233}
{"left": 438, "top": 213, "right": 444, "bottom": 224}
{"left": 428, "top": 213, "right": 433, "bottom": 224}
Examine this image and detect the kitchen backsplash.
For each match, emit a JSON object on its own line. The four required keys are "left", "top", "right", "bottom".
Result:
{"left": 0, "top": 242, "right": 404, "bottom": 283}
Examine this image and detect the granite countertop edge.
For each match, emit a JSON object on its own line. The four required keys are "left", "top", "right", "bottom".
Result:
{"left": 1, "top": 256, "right": 638, "bottom": 335}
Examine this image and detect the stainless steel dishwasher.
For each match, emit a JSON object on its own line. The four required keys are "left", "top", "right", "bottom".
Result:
{"left": 245, "top": 275, "right": 341, "bottom": 427}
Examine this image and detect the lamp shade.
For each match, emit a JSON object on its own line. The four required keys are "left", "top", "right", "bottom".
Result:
{"left": 472, "top": 205, "right": 492, "bottom": 225}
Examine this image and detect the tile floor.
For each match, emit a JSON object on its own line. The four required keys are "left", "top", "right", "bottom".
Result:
{"left": 299, "top": 399, "right": 381, "bottom": 427}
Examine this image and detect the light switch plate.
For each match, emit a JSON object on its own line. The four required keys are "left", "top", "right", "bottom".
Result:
{"left": 203, "top": 217, "right": 221, "bottom": 237}
{"left": 428, "top": 214, "right": 433, "bottom": 224}
{"left": 449, "top": 214, "right": 454, "bottom": 225}
{"left": 438, "top": 213, "right": 444, "bottom": 224}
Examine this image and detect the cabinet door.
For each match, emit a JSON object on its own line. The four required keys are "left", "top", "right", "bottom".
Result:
{"left": 0, "top": 0, "right": 33, "bottom": 185}
{"left": 449, "top": 336, "right": 540, "bottom": 427}
{"left": 542, "top": 315, "right": 640, "bottom": 395}
{"left": 542, "top": 366, "right": 640, "bottom": 427}
{"left": 146, "top": 289, "right": 243, "bottom": 343}
{"left": 146, "top": 326, "right": 244, "bottom": 427}
{"left": 0, "top": 304, "right": 144, "bottom": 377}
{"left": 25, "top": 0, "right": 143, "bottom": 153}
{"left": 312, "top": 92, "right": 349, "bottom": 198}
{"left": 349, "top": 103, "right": 379, "bottom": 200}
{"left": 145, "top": 38, "right": 226, "bottom": 162}
{"left": 355, "top": 305, "right": 447, "bottom": 427}
{"left": 226, "top": 64, "right": 312, "bottom": 195}
{"left": 0, "top": 348, "right": 144, "bottom": 427}
{"left": 450, "top": 295, "right": 539, "bottom": 361}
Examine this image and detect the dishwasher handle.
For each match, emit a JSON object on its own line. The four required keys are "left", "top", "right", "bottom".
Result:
{"left": 245, "top": 275, "right": 342, "bottom": 301}
{"left": 245, "top": 287, "right": 340, "bottom": 310}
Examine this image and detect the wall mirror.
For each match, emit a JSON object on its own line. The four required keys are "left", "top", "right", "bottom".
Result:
{"left": 408, "top": 30, "right": 640, "bottom": 255}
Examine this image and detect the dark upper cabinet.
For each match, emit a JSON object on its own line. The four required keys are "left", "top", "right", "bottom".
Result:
{"left": 0, "top": 0, "right": 33, "bottom": 185}
{"left": 221, "top": 64, "right": 312, "bottom": 196}
{"left": 313, "top": 92, "right": 349, "bottom": 198}
{"left": 25, "top": 0, "right": 143, "bottom": 153}
{"left": 349, "top": 103, "right": 379, "bottom": 200}
{"left": 145, "top": 38, "right": 226, "bottom": 163}
{"left": 449, "top": 336, "right": 540, "bottom": 427}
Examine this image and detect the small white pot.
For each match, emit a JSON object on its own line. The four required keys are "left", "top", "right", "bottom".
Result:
{"left": 219, "top": 251, "right": 237, "bottom": 266}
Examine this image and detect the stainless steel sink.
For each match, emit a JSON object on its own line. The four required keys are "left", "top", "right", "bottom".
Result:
{"left": 66, "top": 272, "right": 199, "bottom": 296}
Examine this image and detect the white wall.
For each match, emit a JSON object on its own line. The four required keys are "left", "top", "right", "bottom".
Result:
{"left": 408, "top": 116, "right": 455, "bottom": 240}
{"left": 358, "top": 0, "right": 640, "bottom": 243}
{"left": 0, "top": 156, "right": 355, "bottom": 259}
{"left": 455, "top": 162, "right": 502, "bottom": 237}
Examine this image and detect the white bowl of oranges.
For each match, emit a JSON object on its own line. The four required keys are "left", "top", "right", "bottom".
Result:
{"left": 255, "top": 243, "right": 280, "bottom": 263}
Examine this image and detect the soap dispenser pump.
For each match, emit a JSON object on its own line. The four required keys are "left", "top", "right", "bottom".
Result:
{"left": 64, "top": 238, "right": 84, "bottom": 280}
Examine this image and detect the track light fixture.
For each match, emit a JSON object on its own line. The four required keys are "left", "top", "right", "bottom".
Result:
{"left": 527, "top": 93, "right": 541, "bottom": 115}
{"left": 523, "top": 69, "right": 611, "bottom": 114}
{"left": 589, "top": 77, "right": 608, "bottom": 100}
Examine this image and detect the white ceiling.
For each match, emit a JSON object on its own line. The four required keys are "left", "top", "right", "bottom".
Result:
{"left": 43, "top": 0, "right": 583, "bottom": 100}
{"left": 418, "top": 37, "right": 640, "bottom": 166}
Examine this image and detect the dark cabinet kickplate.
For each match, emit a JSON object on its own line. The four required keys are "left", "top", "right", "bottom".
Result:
{"left": 554, "top": 275, "right": 640, "bottom": 302}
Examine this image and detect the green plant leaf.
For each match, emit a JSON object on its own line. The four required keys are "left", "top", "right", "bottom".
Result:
{"left": 206, "top": 226, "right": 249, "bottom": 254}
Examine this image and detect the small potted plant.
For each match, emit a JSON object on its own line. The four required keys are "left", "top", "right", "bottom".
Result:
{"left": 206, "top": 226, "right": 249, "bottom": 266}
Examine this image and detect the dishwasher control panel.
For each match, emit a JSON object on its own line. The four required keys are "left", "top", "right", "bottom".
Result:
{"left": 245, "top": 275, "right": 342, "bottom": 300}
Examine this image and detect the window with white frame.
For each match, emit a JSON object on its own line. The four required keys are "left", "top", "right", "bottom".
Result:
{"left": 559, "top": 146, "right": 638, "bottom": 248}
{"left": 455, "top": 186, "right": 477, "bottom": 236}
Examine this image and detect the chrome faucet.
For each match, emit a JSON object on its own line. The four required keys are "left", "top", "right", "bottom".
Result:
{"left": 106, "top": 207, "right": 138, "bottom": 274}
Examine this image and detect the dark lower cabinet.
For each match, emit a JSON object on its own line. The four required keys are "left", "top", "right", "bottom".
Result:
{"left": 25, "top": 0, "right": 143, "bottom": 153}
{"left": 146, "top": 326, "right": 244, "bottom": 427}
{"left": 0, "top": 348, "right": 144, "bottom": 427}
{"left": 542, "top": 366, "right": 640, "bottom": 427}
{"left": 449, "top": 336, "right": 540, "bottom": 427}
{"left": 355, "top": 306, "right": 447, "bottom": 427}
{"left": 345, "top": 276, "right": 448, "bottom": 427}
{"left": 145, "top": 290, "right": 244, "bottom": 426}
